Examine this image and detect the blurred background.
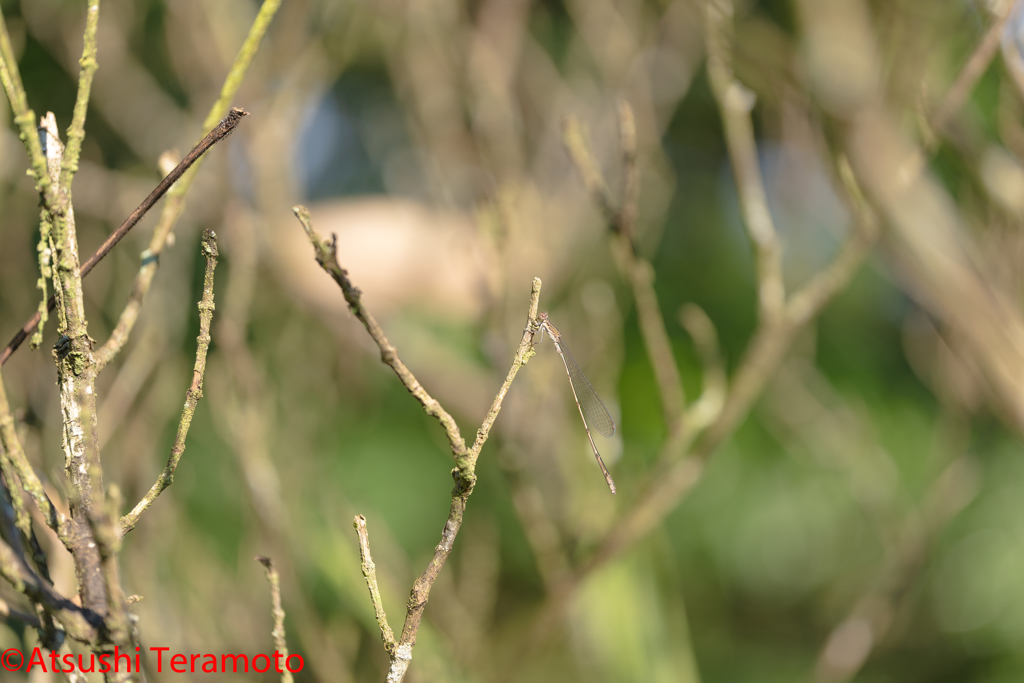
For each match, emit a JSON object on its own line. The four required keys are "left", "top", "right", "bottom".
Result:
{"left": 1, "top": 0, "right": 1024, "bottom": 680}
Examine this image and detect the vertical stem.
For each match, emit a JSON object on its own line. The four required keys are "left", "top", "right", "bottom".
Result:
{"left": 38, "top": 114, "right": 107, "bottom": 618}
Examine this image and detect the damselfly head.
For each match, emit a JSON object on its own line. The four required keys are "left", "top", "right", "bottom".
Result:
{"left": 534, "top": 312, "right": 550, "bottom": 341}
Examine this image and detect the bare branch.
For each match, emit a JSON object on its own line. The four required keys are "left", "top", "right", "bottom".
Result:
{"left": 92, "top": 109, "right": 247, "bottom": 370}
{"left": 812, "top": 456, "right": 980, "bottom": 682}
{"left": 256, "top": 555, "right": 294, "bottom": 683}
{"left": 58, "top": 0, "right": 100, "bottom": 197}
{"left": 617, "top": 99, "right": 640, "bottom": 242}
{"left": 0, "top": 373, "right": 71, "bottom": 543}
{"left": 468, "top": 277, "right": 542, "bottom": 465}
{"left": 678, "top": 304, "right": 726, "bottom": 433}
{"left": 0, "top": 534, "right": 100, "bottom": 643}
{"left": 292, "top": 206, "right": 472, "bottom": 472}
{"left": 786, "top": 156, "right": 879, "bottom": 327}
{"left": 296, "top": 205, "right": 543, "bottom": 681}
{"left": 706, "top": 0, "right": 785, "bottom": 323}
{"left": 928, "top": 1, "right": 1011, "bottom": 142}
{"left": 352, "top": 517, "right": 397, "bottom": 655}
{"left": 120, "top": 230, "right": 220, "bottom": 535}
{"left": 562, "top": 117, "right": 617, "bottom": 226}
{"left": 1, "top": 0, "right": 281, "bottom": 369}
{"left": 0, "top": 595, "right": 43, "bottom": 629}
{"left": 562, "top": 104, "right": 685, "bottom": 428}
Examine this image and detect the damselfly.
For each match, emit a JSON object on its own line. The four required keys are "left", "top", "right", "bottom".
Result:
{"left": 536, "top": 312, "right": 617, "bottom": 494}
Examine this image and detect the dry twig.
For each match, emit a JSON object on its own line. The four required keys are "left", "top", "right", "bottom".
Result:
{"left": 120, "top": 230, "right": 220, "bottom": 535}
{"left": 256, "top": 555, "right": 295, "bottom": 683}
{"left": 293, "top": 205, "right": 542, "bottom": 682}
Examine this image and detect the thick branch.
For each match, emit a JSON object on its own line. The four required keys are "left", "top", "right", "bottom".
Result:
{"left": 87, "top": 482, "right": 130, "bottom": 650}
{"left": 33, "top": 114, "right": 111, "bottom": 620}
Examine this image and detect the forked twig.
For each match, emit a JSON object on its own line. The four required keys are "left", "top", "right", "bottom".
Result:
{"left": 293, "top": 205, "right": 542, "bottom": 682}
{"left": 563, "top": 104, "right": 685, "bottom": 430}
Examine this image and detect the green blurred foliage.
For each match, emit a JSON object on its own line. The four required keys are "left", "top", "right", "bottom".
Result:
{"left": 1, "top": 0, "right": 1023, "bottom": 682}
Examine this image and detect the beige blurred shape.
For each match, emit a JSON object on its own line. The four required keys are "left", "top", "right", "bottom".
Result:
{"left": 270, "top": 197, "right": 494, "bottom": 323}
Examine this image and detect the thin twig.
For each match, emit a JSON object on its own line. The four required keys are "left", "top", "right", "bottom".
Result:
{"left": 352, "top": 516, "right": 397, "bottom": 655}
{"left": 929, "top": 1, "right": 1012, "bottom": 142}
{"left": 91, "top": 108, "right": 247, "bottom": 370}
{"left": 256, "top": 555, "right": 294, "bottom": 683}
{"left": 0, "top": 373, "right": 70, "bottom": 543}
{"left": 468, "top": 277, "right": 543, "bottom": 465}
{"left": 58, "top": 0, "right": 101, "bottom": 197}
{"left": 81, "top": 110, "right": 247, "bottom": 282}
{"left": 0, "top": 0, "right": 273, "bottom": 367}
{"left": 0, "top": 8, "right": 66, "bottom": 351}
{"left": 533, "top": 165, "right": 877, "bottom": 657}
{"left": 578, "top": 158, "right": 878, "bottom": 585}
{"left": 120, "top": 230, "right": 219, "bottom": 535}
{"left": 0, "top": 533, "right": 100, "bottom": 643}
{"left": 562, "top": 117, "right": 617, "bottom": 225}
{"left": 786, "top": 156, "right": 879, "bottom": 327}
{"left": 88, "top": 0, "right": 281, "bottom": 372}
{"left": 562, "top": 104, "right": 685, "bottom": 428}
{"left": 812, "top": 455, "right": 980, "bottom": 682}
{"left": 678, "top": 304, "right": 726, "bottom": 433}
{"left": 707, "top": 0, "right": 785, "bottom": 323}
{"left": 617, "top": 100, "right": 640, "bottom": 242}
{"left": 1002, "top": 3, "right": 1024, "bottom": 103}
{"left": 292, "top": 206, "right": 472, "bottom": 473}
{"left": 0, "top": 10, "right": 59, "bottom": 219}
{"left": 0, "top": 467, "right": 58, "bottom": 648}
{"left": 0, "top": 595, "right": 43, "bottom": 629}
